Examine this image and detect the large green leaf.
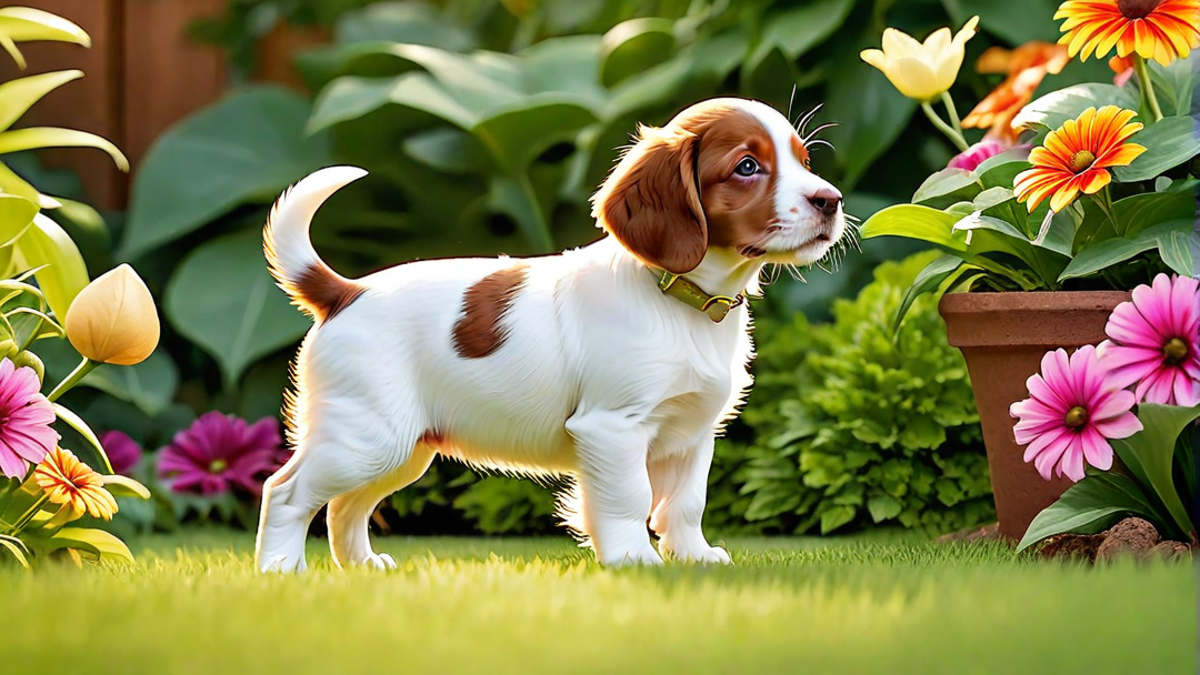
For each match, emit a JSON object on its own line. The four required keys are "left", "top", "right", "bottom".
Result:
{"left": 45, "top": 527, "right": 134, "bottom": 563}
{"left": 121, "top": 87, "right": 331, "bottom": 260}
{"left": 892, "top": 254, "right": 964, "bottom": 335}
{"left": 743, "top": 0, "right": 853, "bottom": 91}
{"left": 912, "top": 169, "right": 980, "bottom": 208}
{"left": 334, "top": 1, "right": 473, "bottom": 50}
{"left": 1012, "top": 83, "right": 1139, "bottom": 132}
{"left": 1112, "top": 116, "right": 1200, "bottom": 182}
{"left": 0, "top": 127, "right": 127, "bottom": 171}
{"left": 1058, "top": 219, "right": 1190, "bottom": 280}
{"left": 1116, "top": 191, "right": 1196, "bottom": 238}
{"left": 1155, "top": 229, "right": 1198, "bottom": 277}
{"left": 0, "top": 193, "right": 37, "bottom": 243}
{"left": 1017, "top": 473, "right": 1160, "bottom": 552}
{"left": 164, "top": 229, "right": 311, "bottom": 387}
{"left": 1111, "top": 403, "right": 1200, "bottom": 538}
{"left": 860, "top": 204, "right": 968, "bottom": 251}
{"left": 0, "top": 70, "right": 81, "bottom": 132}
{"left": 599, "top": 19, "right": 675, "bottom": 88}
{"left": 12, "top": 213, "right": 89, "bottom": 320}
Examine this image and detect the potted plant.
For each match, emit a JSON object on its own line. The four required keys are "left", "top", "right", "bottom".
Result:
{"left": 857, "top": 2, "right": 1200, "bottom": 539}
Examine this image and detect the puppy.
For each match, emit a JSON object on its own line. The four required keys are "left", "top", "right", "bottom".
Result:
{"left": 255, "top": 97, "right": 846, "bottom": 572}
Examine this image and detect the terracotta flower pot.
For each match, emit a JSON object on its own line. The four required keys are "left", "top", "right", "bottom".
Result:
{"left": 939, "top": 290, "right": 1131, "bottom": 540}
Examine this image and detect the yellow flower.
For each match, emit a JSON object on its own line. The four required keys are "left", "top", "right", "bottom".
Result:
{"left": 1055, "top": 0, "right": 1200, "bottom": 66}
{"left": 1013, "top": 106, "right": 1146, "bottom": 213}
{"left": 861, "top": 16, "right": 980, "bottom": 102}
{"left": 64, "top": 264, "right": 159, "bottom": 365}
{"left": 35, "top": 447, "right": 118, "bottom": 520}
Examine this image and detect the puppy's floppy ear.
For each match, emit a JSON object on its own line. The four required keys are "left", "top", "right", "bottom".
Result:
{"left": 590, "top": 124, "right": 707, "bottom": 274}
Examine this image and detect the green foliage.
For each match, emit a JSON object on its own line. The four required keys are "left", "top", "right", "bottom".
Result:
{"left": 711, "top": 251, "right": 993, "bottom": 535}
{"left": 861, "top": 52, "right": 1200, "bottom": 320}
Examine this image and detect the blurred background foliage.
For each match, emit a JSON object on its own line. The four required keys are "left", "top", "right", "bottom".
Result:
{"left": 20, "top": 0, "right": 1115, "bottom": 536}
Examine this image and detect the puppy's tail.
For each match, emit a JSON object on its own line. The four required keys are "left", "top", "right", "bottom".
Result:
{"left": 264, "top": 166, "right": 368, "bottom": 323}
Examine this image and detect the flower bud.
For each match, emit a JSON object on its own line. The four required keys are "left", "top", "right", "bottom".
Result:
{"left": 64, "top": 264, "right": 159, "bottom": 365}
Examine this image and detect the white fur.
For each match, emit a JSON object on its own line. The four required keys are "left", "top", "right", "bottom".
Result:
{"left": 255, "top": 98, "right": 844, "bottom": 572}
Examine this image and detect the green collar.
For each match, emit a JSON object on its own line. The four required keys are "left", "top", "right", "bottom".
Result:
{"left": 649, "top": 267, "right": 745, "bottom": 323}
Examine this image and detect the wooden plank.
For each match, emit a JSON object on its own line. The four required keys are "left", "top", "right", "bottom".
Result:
{"left": 254, "top": 22, "right": 330, "bottom": 89}
{"left": 122, "top": 0, "right": 226, "bottom": 180}
{"left": 0, "top": 0, "right": 123, "bottom": 209}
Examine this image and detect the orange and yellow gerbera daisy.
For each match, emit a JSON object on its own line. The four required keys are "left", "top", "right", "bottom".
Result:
{"left": 963, "top": 42, "right": 1072, "bottom": 143}
{"left": 1013, "top": 106, "right": 1146, "bottom": 213}
{"left": 1055, "top": 0, "right": 1200, "bottom": 66}
{"left": 34, "top": 447, "right": 118, "bottom": 520}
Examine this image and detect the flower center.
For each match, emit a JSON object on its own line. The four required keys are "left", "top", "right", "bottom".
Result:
{"left": 209, "top": 459, "right": 228, "bottom": 474}
{"left": 1069, "top": 150, "right": 1096, "bottom": 173}
{"left": 1064, "top": 406, "right": 1089, "bottom": 428}
{"left": 1116, "top": 0, "right": 1161, "bottom": 18}
{"left": 1163, "top": 337, "right": 1189, "bottom": 364}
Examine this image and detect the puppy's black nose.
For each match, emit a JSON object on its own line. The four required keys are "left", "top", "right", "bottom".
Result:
{"left": 807, "top": 189, "right": 842, "bottom": 216}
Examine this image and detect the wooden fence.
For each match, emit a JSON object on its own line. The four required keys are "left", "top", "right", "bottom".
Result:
{"left": 0, "top": 0, "right": 328, "bottom": 210}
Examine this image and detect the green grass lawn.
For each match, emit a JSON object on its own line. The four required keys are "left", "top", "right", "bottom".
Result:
{"left": 0, "top": 530, "right": 1193, "bottom": 674}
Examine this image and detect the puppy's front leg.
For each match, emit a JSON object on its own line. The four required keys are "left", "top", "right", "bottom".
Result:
{"left": 567, "top": 410, "right": 662, "bottom": 566}
{"left": 648, "top": 435, "right": 731, "bottom": 564}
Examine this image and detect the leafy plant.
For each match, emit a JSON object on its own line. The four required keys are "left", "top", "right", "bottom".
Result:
{"left": 859, "top": 5, "right": 1200, "bottom": 320}
{"left": 0, "top": 7, "right": 158, "bottom": 568}
{"left": 715, "top": 251, "right": 993, "bottom": 535}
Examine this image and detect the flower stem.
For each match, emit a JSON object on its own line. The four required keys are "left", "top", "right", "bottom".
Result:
{"left": 1091, "top": 186, "right": 1121, "bottom": 237}
{"left": 922, "top": 101, "right": 970, "bottom": 152}
{"left": 46, "top": 357, "right": 99, "bottom": 403}
{"left": 1133, "top": 55, "right": 1163, "bottom": 123}
{"left": 5, "top": 493, "right": 47, "bottom": 536}
{"left": 940, "top": 91, "right": 965, "bottom": 134}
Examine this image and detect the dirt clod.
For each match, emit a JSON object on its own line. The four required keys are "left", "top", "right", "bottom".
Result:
{"left": 1038, "top": 533, "right": 1102, "bottom": 562}
{"left": 1095, "top": 518, "right": 1160, "bottom": 561}
{"left": 1149, "top": 540, "right": 1192, "bottom": 561}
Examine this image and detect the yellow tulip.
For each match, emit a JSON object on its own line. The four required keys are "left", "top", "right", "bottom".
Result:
{"left": 861, "top": 16, "right": 980, "bottom": 102}
{"left": 65, "top": 264, "right": 159, "bottom": 365}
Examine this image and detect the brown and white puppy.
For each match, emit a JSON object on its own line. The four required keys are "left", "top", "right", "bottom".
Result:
{"left": 256, "top": 97, "right": 846, "bottom": 572}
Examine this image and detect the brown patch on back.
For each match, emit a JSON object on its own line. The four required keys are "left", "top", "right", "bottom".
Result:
{"left": 453, "top": 263, "right": 529, "bottom": 359}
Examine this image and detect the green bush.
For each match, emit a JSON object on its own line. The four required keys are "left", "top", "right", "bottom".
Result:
{"left": 709, "top": 251, "right": 993, "bottom": 535}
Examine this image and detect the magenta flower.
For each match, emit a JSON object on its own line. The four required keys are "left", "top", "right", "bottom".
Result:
{"left": 1010, "top": 346, "right": 1142, "bottom": 482}
{"left": 157, "top": 412, "right": 282, "bottom": 496}
{"left": 948, "top": 138, "right": 1008, "bottom": 171}
{"left": 100, "top": 430, "right": 143, "bottom": 475}
{"left": 0, "top": 357, "right": 57, "bottom": 478}
{"left": 1098, "top": 273, "right": 1200, "bottom": 406}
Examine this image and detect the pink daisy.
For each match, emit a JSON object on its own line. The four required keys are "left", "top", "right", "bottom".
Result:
{"left": 157, "top": 412, "right": 282, "bottom": 496}
{"left": 0, "top": 357, "right": 58, "bottom": 478}
{"left": 1009, "top": 345, "right": 1142, "bottom": 482}
{"left": 1098, "top": 273, "right": 1200, "bottom": 406}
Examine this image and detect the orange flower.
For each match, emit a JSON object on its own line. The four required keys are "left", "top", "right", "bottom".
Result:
{"left": 963, "top": 42, "right": 1072, "bottom": 143}
{"left": 1108, "top": 54, "right": 1135, "bottom": 84}
{"left": 1055, "top": 0, "right": 1200, "bottom": 66}
{"left": 1013, "top": 106, "right": 1146, "bottom": 213}
{"left": 34, "top": 447, "right": 118, "bottom": 520}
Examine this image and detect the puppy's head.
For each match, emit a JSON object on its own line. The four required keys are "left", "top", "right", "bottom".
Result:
{"left": 591, "top": 98, "right": 846, "bottom": 274}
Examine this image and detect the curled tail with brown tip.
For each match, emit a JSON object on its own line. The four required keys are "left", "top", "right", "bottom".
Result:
{"left": 263, "top": 166, "right": 368, "bottom": 323}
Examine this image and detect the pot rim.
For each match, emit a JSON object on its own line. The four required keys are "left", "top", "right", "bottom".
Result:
{"left": 939, "top": 289, "right": 1131, "bottom": 315}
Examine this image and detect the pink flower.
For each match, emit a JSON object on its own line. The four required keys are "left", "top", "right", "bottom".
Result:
{"left": 0, "top": 357, "right": 57, "bottom": 478}
{"left": 947, "top": 138, "right": 1008, "bottom": 171}
{"left": 1009, "top": 346, "right": 1142, "bottom": 482}
{"left": 100, "top": 430, "right": 143, "bottom": 475}
{"left": 1098, "top": 273, "right": 1200, "bottom": 406}
{"left": 157, "top": 412, "right": 282, "bottom": 496}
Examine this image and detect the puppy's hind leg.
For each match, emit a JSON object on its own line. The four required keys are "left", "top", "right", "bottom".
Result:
{"left": 256, "top": 414, "right": 421, "bottom": 574}
{"left": 327, "top": 440, "right": 435, "bottom": 570}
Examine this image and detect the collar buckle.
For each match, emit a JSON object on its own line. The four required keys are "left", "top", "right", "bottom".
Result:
{"left": 652, "top": 269, "right": 744, "bottom": 324}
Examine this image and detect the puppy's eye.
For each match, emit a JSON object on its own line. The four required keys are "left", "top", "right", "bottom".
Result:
{"left": 734, "top": 157, "right": 760, "bottom": 177}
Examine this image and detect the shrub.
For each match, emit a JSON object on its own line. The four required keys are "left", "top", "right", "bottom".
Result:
{"left": 713, "top": 251, "right": 994, "bottom": 535}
